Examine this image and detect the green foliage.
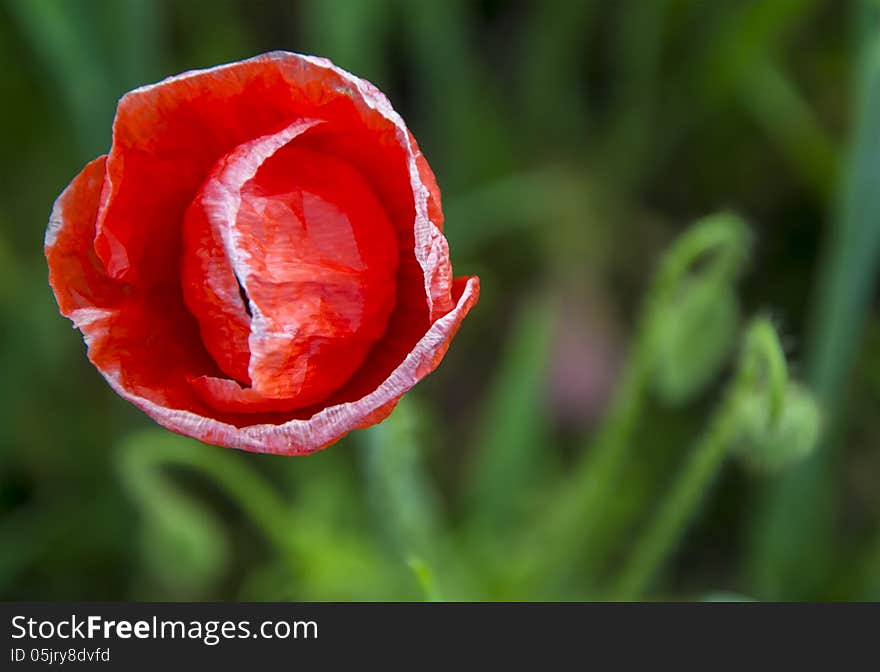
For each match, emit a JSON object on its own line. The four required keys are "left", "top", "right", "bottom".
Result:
{"left": 1, "top": 0, "right": 877, "bottom": 602}
{"left": 736, "top": 384, "right": 822, "bottom": 472}
{"left": 361, "top": 398, "right": 443, "bottom": 558}
{"left": 653, "top": 281, "right": 739, "bottom": 404}
{"left": 118, "top": 432, "right": 230, "bottom": 596}
{"left": 750, "top": 0, "right": 880, "bottom": 599}
{"left": 406, "top": 556, "right": 442, "bottom": 602}
{"left": 649, "top": 213, "right": 751, "bottom": 404}
{"left": 613, "top": 318, "right": 820, "bottom": 600}
{"left": 464, "top": 294, "right": 556, "bottom": 535}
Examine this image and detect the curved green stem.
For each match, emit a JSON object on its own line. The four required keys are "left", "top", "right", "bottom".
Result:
{"left": 612, "top": 318, "right": 790, "bottom": 599}
{"left": 750, "top": 0, "right": 880, "bottom": 599}
{"left": 118, "top": 430, "right": 294, "bottom": 557}
{"left": 507, "top": 214, "right": 750, "bottom": 594}
{"left": 612, "top": 403, "right": 738, "bottom": 600}
{"left": 737, "top": 318, "right": 789, "bottom": 422}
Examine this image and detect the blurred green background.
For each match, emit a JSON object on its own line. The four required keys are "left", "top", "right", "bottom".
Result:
{"left": 1, "top": 0, "right": 879, "bottom": 601}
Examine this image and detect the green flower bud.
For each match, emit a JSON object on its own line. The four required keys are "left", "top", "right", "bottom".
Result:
{"left": 727, "top": 319, "right": 822, "bottom": 473}
{"left": 653, "top": 279, "right": 739, "bottom": 404}
{"left": 734, "top": 383, "right": 822, "bottom": 472}
{"left": 644, "top": 212, "right": 751, "bottom": 405}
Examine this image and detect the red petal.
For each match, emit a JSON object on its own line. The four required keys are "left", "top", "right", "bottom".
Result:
{"left": 95, "top": 52, "right": 456, "bottom": 405}
{"left": 47, "top": 158, "right": 224, "bottom": 419}
{"left": 46, "top": 157, "right": 120, "bottom": 318}
{"left": 95, "top": 53, "right": 451, "bottom": 315}
{"left": 184, "top": 118, "right": 399, "bottom": 409}
{"left": 146, "top": 276, "right": 478, "bottom": 454}
{"left": 47, "top": 53, "right": 477, "bottom": 455}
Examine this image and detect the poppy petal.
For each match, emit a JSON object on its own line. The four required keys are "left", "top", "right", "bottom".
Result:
{"left": 47, "top": 53, "right": 478, "bottom": 455}
{"left": 108, "top": 276, "right": 477, "bottom": 455}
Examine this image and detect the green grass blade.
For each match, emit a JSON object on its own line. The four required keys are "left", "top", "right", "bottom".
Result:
{"left": 518, "top": 0, "right": 596, "bottom": 145}
{"left": 464, "top": 294, "right": 556, "bottom": 535}
{"left": 399, "top": 0, "right": 513, "bottom": 189}
{"left": 5, "top": 0, "right": 117, "bottom": 155}
{"left": 299, "top": 0, "right": 392, "bottom": 87}
{"left": 359, "top": 399, "right": 451, "bottom": 573}
{"left": 748, "top": 4, "right": 880, "bottom": 599}
{"left": 740, "top": 60, "right": 838, "bottom": 202}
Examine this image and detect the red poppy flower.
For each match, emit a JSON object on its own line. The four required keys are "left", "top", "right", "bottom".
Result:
{"left": 46, "top": 51, "right": 479, "bottom": 455}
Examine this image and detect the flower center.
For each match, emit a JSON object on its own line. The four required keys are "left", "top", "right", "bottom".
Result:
{"left": 181, "top": 120, "right": 399, "bottom": 409}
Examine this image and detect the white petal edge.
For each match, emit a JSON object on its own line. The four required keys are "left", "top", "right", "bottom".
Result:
{"left": 99, "top": 276, "right": 478, "bottom": 454}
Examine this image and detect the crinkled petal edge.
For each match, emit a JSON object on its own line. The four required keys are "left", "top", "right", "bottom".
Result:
{"left": 103, "top": 276, "right": 479, "bottom": 455}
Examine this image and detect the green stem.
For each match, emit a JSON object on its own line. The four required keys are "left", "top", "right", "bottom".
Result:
{"left": 359, "top": 399, "right": 478, "bottom": 599}
{"left": 407, "top": 556, "right": 443, "bottom": 602}
{"left": 508, "top": 214, "right": 750, "bottom": 595}
{"left": 748, "top": 1, "right": 880, "bottom": 599}
{"left": 612, "top": 404, "right": 738, "bottom": 600}
{"left": 119, "top": 432, "right": 293, "bottom": 557}
{"left": 515, "top": 337, "right": 653, "bottom": 592}
{"left": 613, "top": 318, "right": 789, "bottom": 599}
{"left": 738, "top": 319, "right": 789, "bottom": 422}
